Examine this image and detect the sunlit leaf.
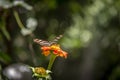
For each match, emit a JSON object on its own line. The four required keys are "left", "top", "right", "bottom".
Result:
{"left": 0, "top": 0, "right": 12, "bottom": 9}
{"left": 13, "top": 1, "right": 33, "bottom": 10}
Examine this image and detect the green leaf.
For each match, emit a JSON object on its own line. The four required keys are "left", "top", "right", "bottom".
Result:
{"left": 0, "top": 52, "right": 11, "bottom": 64}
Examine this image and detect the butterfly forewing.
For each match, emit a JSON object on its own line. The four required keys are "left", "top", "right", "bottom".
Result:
{"left": 52, "top": 35, "right": 63, "bottom": 42}
{"left": 33, "top": 35, "right": 63, "bottom": 46}
{"left": 33, "top": 39, "right": 50, "bottom": 46}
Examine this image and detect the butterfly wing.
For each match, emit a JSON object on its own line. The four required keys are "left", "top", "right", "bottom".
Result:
{"left": 49, "top": 35, "right": 63, "bottom": 45}
{"left": 33, "top": 35, "right": 63, "bottom": 46}
{"left": 33, "top": 39, "right": 51, "bottom": 46}
{"left": 52, "top": 35, "right": 63, "bottom": 42}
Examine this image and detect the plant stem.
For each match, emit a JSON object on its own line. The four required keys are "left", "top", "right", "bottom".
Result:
{"left": 47, "top": 53, "right": 57, "bottom": 70}
{"left": 13, "top": 10, "right": 25, "bottom": 29}
{"left": 1, "top": 19, "right": 11, "bottom": 40}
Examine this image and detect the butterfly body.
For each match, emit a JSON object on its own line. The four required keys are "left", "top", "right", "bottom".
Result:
{"left": 33, "top": 35, "right": 63, "bottom": 46}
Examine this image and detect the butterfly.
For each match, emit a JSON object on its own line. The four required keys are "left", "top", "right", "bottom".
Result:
{"left": 33, "top": 35, "right": 63, "bottom": 46}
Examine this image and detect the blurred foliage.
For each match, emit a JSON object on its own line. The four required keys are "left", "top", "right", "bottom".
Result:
{"left": 0, "top": 0, "right": 120, "bottom": 80}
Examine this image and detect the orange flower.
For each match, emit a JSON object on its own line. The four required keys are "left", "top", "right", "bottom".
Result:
{"left": 42, "top": 51, "right": 50, "bottom": 56}
{"left": 41, "top": 46, "right": 51, "bottom": 51}
{"left": 41, "top": 46, "right": 51, "bottom": 56}
{"left": 53, "top": 49, "right": 68, "bottom": 58}
{"left": 41, "top": 44, "right": 68, "bottom": 58}
{"left": 50, "top": 44, "right": 61, "bottom": 50}
{"left": 59, "top": 50, "right": 68, "bottom": 58}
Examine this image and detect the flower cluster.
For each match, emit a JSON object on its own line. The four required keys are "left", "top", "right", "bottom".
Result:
{"left": 41, "top": 44, "right": 68, "bottom": 58}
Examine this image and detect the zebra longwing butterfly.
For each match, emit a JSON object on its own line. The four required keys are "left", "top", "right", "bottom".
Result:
{"left": 33, "top": 35, "right": 63, "bottom": 46}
